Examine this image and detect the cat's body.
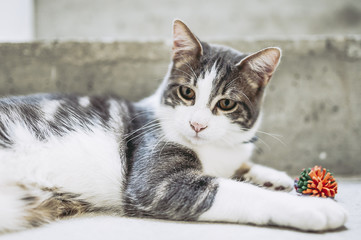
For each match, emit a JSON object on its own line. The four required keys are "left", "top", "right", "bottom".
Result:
{"left": 0, "top": 20, "right": 347, "bottom": 233}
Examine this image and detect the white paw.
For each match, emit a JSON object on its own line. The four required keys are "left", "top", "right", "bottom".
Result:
{"left": 244, "top": 165, "right": 294, "bottom": 192}
{"left": 278, "top": 196, "right": 348, "bottom": 231}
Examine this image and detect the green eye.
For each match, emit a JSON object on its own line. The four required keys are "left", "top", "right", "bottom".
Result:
{"left": 218, "top": 99, "right": 236, "bottom": 111}
{"left": 179, "top": 86, "right": 195, "bottom": 100}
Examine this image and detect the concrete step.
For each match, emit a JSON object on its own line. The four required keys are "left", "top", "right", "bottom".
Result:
{"left": 0, "top": 36, "right": 360, "bottom": 175}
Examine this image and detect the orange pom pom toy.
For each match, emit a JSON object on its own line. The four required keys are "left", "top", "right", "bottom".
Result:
{"left": 294, "top": 166, "right": 338, "bottom": 198}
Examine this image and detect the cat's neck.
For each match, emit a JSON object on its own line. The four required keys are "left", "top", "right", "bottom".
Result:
{"left": 195, "top": 142, "right": 255, "bottom": 177}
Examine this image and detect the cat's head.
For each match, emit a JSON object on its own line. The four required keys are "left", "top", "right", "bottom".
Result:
{"left": 157, "top": 20, "right": 281, "bottom": 147}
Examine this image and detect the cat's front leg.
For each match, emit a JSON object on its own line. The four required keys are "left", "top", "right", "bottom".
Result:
{"left": 199, "top": 178, "right": 348, "bottom": 231}
{"left": 126, "top": 170, "right": 347, "bottom": 231}
{"left": 126, "top": 144, "right": 346, "bottom": 231}
{"left": 233, "top": 163, "right": 294, "bottom": 191}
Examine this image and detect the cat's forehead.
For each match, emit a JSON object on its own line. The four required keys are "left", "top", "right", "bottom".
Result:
{"left": 194, "top": 62, "right": 221, "bottom": 107}
{"left": 202, "top": 43, "right": 246, "bottom": 67}
{"left": 197, "top": 45, "right": 247, "bottom": 96}
{"left": 176, "top": 44, "right": 245, "bottom": 84}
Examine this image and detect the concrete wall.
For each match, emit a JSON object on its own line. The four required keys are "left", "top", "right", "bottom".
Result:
{"left": 0, "top": 37, "right": 360, "bottom": 176}
{"left": 35, "top": 0, "right": 361, "bottom": 40}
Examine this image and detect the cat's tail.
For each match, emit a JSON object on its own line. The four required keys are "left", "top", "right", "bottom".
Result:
{"left": 0, "top": 182, "right": 92, "bottom": 233}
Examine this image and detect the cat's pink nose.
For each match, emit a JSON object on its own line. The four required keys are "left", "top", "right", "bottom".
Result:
{"left": 190, "top": 121, "right": 208, "bottom": 133}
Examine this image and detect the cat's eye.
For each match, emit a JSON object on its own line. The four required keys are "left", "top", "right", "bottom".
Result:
{"left": 217, "top": 99, "right": 237, "bottom": 111}
{"left": 179, "top": 86, "right": 195, "bottom": 101}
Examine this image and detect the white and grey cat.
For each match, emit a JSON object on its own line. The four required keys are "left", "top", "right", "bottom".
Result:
{"left": 0, "top": 20, "right": 347, "bottom": 233}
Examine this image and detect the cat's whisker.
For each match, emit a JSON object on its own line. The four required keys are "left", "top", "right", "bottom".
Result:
{"left": 127, "top": 129, "right": 160, "bottom": 145}
{"left": 152, "top": 135, "right": 167, "bottom": 157}
{"left": 137, "top": 128, "right": 164, "bottom": 145}
{"left": 128, "top": 109, "right": 168, "bottom": 122}
{"left": 129, "top": 110, "right": 154, "bottom": 120}
{"left": 256, "top": 130, "right": 287, "bottom": 146}
{"left": 256, "top": 130, "right": 283, "bottom": 138}
{"left": 124, "top": 127, "right": 160, "bottom": 142}
{"left": 125, "top": 125, "right": 162, "bottom": 143}
{"left": 126, "top": 123, "right": 162, "bottom": 138}
{"left": 123, "top": 120, "right": 161, "bottom": 138}
{"left": 158, "top": 139, "right": 170, "bottom": 158}
{"left": 124, "top": 115, "right": 172, "bottom": 139}
{"left": 256, "top": 137, "right": 271, "bottom": 151}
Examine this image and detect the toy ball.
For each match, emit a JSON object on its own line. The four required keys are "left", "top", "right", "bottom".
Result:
{"left": 294, "top": 165, "right": 338, "bottom": 198}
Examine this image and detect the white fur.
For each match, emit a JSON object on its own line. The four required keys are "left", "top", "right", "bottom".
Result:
{"left": 78, "top": 96, "right": 90, "bottom": 108}
{"left": 194, "top": 144, "right": 254, "bottom": 178}
{"left": 243, "top": 164, "right": 294, "bottom": 191}
{"left": 0, "top": 184, "right": 29, "bottom": 231}
{"left": 41, "top": 100, "right": 61, "bottom": 122}
{"left": 199, "top": 178, "right": 348, "bottom": 231}
{"left": 0, "top": 183, "right": 55, "bottom": 232}
{"left": 194, "top": 63, "right": 216, "bottom": 109}
{"left": 0, "top": 124, "right": 124, "bottom": 209}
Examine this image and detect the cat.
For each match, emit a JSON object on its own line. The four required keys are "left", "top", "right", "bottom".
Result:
{"left": 0, "top": 19, "right": 347, "bottom": 233}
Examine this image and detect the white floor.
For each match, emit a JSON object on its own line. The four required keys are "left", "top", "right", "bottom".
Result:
{"left": 1, "top": 180, "right": 360, "bottom": 240}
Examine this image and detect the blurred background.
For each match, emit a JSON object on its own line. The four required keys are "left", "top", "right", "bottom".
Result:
{"left": 1, "top": 0, "right": 361, "bottom": 41}
{"left": 0, "top": 0, "right": 360, "bottom": 176}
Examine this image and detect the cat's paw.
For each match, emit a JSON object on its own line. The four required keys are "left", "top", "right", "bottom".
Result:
{"left": 261, "top": 171, "right": 294, "bottom": 192}
{"left": 283, "top": 197, "right": 348, "bottom": 231}
{"left": 244, "top": 165, "right": 294, "bottom": 192}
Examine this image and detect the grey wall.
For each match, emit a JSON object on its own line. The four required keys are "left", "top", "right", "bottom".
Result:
{"left": 35, "top": 0, "right": 361, "bottom": 40}
{"left": 0, "top": 37, "right": 360, "bottom": 176}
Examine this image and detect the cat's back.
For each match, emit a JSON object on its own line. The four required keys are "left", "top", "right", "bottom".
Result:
{"left": 0, "top": 93, "right": 132, "bottom": 144}
{"left": 0, "top": 93, "right": 132, "bottom": 208}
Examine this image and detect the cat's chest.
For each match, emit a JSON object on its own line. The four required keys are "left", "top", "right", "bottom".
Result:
{"left": 193, "top": 143, "right": 254, "bottom": 178}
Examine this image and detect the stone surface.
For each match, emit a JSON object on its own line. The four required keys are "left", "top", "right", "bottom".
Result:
{"left": 1, "top": 179, "right": 360, "bottom": 240}
{"left": 0, "top": 37, "right": 360, "bottom": 176}
{"left": 34, "top": 0, "right": 361, "bottom": 40}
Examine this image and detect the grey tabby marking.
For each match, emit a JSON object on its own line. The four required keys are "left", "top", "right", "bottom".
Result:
{"left": 0, "top": 94, "right": 126, "bottom": 147}
{"left": 124, "top": 125, "right": 218, "bottom": 220}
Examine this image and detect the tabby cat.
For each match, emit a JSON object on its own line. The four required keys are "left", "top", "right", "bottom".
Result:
{"left": 0, "top": 20, "right": 347, "bottom": 233}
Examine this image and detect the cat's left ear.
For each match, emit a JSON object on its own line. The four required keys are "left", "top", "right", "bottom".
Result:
{"left": 236, "top": 47, "right": 281, "bottom": 87}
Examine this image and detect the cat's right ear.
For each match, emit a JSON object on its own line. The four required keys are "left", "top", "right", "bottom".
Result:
{"left": 172, "top": 19, "right": 203, "bottom": 61}
{"left": 236, "top": 47, "right": 281, "bottom": 88}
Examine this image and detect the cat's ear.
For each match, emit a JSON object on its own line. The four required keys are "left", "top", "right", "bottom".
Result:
{"left": 172, "top": 19, "right": 203, "bottom": 61}
{"left": 236, "top": 47, "right": 281, "bottom": 87}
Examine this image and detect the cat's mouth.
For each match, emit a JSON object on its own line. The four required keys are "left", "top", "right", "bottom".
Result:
{"left": 186, "top": 133, "right": 208, "bottom": 145}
